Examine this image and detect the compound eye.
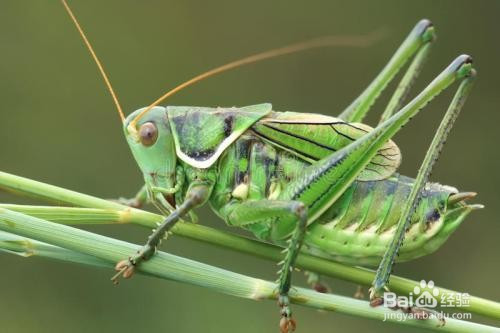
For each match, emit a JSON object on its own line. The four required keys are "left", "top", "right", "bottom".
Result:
{"left": 139, "top": 122, "right": 158, "bottom": 146}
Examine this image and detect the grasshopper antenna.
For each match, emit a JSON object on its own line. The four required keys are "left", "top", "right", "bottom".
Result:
{"left": 129, "top": 29, "right": 386, "bottom": 128}
{"left": 61, "top": 0, "right": 125, "bottom": 122}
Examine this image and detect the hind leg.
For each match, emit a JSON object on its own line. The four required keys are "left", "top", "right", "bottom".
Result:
{"left": 339, "top": 19, "right": 435, "bottom": 123}
{"left": 370, "top": 67, "right": 476, "bottom": 300}
{"left": 275, "top": 56, "right": 473, "bottom": 330}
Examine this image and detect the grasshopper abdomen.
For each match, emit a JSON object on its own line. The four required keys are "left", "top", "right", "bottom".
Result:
{"left": 303, "top": 174, "right": 475, "bottom": 265}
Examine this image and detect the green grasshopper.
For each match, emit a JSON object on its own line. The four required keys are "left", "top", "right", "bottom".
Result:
{"left": 61, "top": 1, "right": 481, "bottom": 331}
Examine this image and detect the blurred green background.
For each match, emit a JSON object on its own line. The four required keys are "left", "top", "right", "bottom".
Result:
{"left": 1, "top": 1, "right": 499, "bottom": 332}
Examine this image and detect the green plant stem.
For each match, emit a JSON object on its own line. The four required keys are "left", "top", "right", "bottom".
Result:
{"left": 0, "top": 209, "right": 498, "bottom": 333}
{"left": 0, "top": 171, "right": 499, "bottom": 321}
{"left": 0, "top": 230, "right": 109, "bottom": 267}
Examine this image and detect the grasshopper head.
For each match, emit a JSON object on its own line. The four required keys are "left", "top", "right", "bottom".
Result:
{"left": 124, "top": 106, "right": 177, "bottom": 210}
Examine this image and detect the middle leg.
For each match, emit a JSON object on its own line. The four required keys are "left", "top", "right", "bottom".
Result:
{"left": 222, "top": 199, "right": 308, "bottom": 333}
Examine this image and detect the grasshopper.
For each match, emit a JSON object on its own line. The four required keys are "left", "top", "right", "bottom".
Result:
{"left": 61, "top": 1, "right": 481, "bottom": 331}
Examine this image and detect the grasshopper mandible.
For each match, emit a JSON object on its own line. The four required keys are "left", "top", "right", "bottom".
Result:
{"left": 61, "top": 1, "right": 481, "bottom": 331}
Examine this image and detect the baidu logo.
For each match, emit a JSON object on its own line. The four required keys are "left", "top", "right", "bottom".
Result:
{"left": 384, "top": 280, "right": 470, "bottom": 309}
{"left": 413, "top": 280, "right": 439, "bottom": 308}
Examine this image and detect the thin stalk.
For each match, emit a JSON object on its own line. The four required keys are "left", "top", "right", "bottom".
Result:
{"left": 0, "top": 230, "right": 109, "bottom": 267}
{"left": 0, "top": 171, "right": 499, "bottom": 320}
{"left": 0, "top": 208, "right": 497, "bottom": 333}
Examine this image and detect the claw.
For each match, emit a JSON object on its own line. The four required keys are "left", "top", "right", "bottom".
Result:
{"left": 279, "top": 317, "right": 296, "bottom": 333}
{"left": 369, "top": 286, "right": 385, "bottom": 307}
{"left": 278, "top": 294, "right": 296, "bottom": 333}
{"left": 369, "top": 297, "right": 384, "bottom": 307}
{"left": 111, "top": 259, "right": 136, "bottom": 284}
{"left": 111, "top": 245, "right": 155, "bottom": 284}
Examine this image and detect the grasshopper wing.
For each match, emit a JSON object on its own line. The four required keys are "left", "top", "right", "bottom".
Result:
{"left": 252, "top": 111, "right": 401, "bottom": 181}
{"left": 167, "top": 103, "right": 272, "bottom": 168}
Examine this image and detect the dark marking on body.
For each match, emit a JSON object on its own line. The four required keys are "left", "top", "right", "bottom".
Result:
{"left": 223, "top": 115, "right": 234, "bottom": 137}
{"left": 171, "top": 116, "right": 186, "bottom": 134}
{"left": 234, "top": 138, "right": 253, "bottom": 184}
{"left": 426, "top": 209, "right": 441, "bottom": 222}
{"left": 186, "top": 148, "right": 215, "bottom": 160}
